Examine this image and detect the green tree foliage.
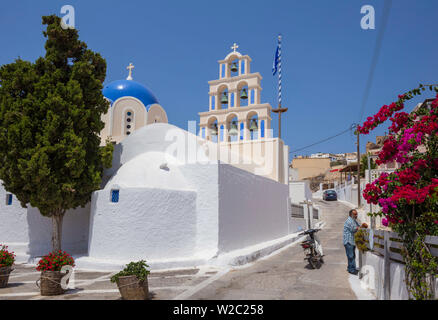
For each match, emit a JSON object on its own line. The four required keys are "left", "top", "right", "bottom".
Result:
{"left": 0, "top": 15, "right": 113, "bottom": 251}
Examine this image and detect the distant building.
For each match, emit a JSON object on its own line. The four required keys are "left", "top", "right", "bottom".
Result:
{"left": 291, "top": 157, "right": 331, "bottom": 180}
{"left": 345, "top": 152, "right": 357, "bottom": 164}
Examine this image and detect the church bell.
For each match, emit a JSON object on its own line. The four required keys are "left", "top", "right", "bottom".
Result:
{"left": 210, "top": 123, "right": 218, "bottom": 136}
{"left": 228, "top": 121, "right": 239, "bottom": 136}
{"left": 249, "top": 119, "right": 258, "bottom": 131}
{"left": 230, "top": 62, "right": 238, "bottom": 73}
{"left": 221, "top": 92, "right": 228, "bottom": 105}
{"left": 240, "top": 88, "right": 248, "bottom": 100}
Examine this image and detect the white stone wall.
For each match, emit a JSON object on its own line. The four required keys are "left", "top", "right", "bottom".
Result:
{"left": 88, "top": 187, "right": 197, "bottom": 261}
{"left": 289, "top": 181, "right": 312, "bottom": 204}
{"left": 0, "top": 183, "right": 90, "bottom": 259}
{"left": 217, "top": 164, "right": 289, "bottom": 253}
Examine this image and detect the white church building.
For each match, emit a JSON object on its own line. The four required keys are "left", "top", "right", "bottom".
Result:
{"left": 0, "top": 46, "right": 301, "bottom": 270}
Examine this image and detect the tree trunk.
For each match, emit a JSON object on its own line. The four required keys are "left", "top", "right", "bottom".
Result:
{"left": 51, "top": 211, "right": 64, "bottom": 252}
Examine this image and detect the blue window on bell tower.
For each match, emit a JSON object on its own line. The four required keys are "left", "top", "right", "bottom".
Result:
{"left": 250, "top": 90, "right": 255, "bottom": 104}
{"left": 230, "top": 93, "right": 235, "bottom": 107}
{"left": 261, "top": 120, "right": 265, "bottom": 138}
{"left": 111, "top": 190, "right": 119, "bottom": 203}
{"left": 202, "top": 127, "right": 206, "bottom": 139}
{"left": 221, "top": 64, "right": 225, "bottom": 78}
{"left": 220, "top": 125, "right": 224, "bottom": 142}
{"left": 241, "top": 60, "right": 245, "bottom": 74}
{"left": 240, "top": 122, "right": 244, "bottom": 140}
{"left": 211, "top": 96, "right": 215, "bottom": 110}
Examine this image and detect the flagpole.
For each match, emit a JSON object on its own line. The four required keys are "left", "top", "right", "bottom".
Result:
{"left": 278, "top": 34, "right": 282, "bottom": 108}
{"left": 272, "top": 34, "right": 288, "bottom": 139}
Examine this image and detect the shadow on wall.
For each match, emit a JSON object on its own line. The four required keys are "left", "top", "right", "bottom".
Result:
{"left": 27, "top": 204, "right": 91, "bottom": 257}
{"left": 101, "top": 143, "right": 123, "bottom": 188}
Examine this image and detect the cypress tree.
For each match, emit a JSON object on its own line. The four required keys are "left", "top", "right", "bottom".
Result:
{"left": 0, "top": 15, "right": 113, "bottom": 252}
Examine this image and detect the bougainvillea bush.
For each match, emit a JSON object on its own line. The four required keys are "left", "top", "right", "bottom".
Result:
{"left": 0, "top": 245, "right": 15, "bottom": 268}
{"left": 359, "top": 84, "right": 438, "bottom": 300}
{"left": 36, "top": 251, "right": 75, "bottom": 272}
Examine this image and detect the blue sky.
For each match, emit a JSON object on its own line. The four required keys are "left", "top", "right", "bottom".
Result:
{"left": 0, "top": 0, "right": 436, "bottom": 157}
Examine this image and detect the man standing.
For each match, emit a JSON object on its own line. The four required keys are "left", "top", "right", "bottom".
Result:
{"left": 343, "top": 209, "right": 367, "bottom": 275}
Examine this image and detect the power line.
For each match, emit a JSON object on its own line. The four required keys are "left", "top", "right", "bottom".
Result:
{"left": 289, "top": 124, "right": 356, "bottom": 154}
{"left": 358, "top": 0, "right": 393, "bottom": 122}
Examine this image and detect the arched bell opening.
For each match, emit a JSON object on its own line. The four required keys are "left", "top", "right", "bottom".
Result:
{"left": 237, "top": 81, "right": 249, "bottom": 107}
{"left": 226, "top": 114, "right": 239, "bottom": 142}
{"left": 207, "top": 117, "right": 219, "bottom": 143}
{"left": 229, "top": 58, "right": 239, "bottom": 77}
{"left": 247, "top": 112, "right": 259, "bottom": 140}
{"left": 217, "top": 85, "right": 229, "bottom": 110}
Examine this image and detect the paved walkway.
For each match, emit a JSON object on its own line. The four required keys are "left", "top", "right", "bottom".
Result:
{"left": 188, "top": 200, "right": 362, "bottom": 299}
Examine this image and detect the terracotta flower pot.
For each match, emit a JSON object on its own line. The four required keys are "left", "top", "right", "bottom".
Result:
{"left": 116, "top": 275, "right": 149, "bottom": 300}
{"left": 0, "top": 266, "right": 13, "bottom": 288}
{"left": 37, "top": 270, "right": 69, "bottom": 296}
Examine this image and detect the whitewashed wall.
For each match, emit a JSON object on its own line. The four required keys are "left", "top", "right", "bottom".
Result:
{"left": 289, "top": 181, "right": 312, "bottom": 203}
{"left": 179, "top": 164, "right": 220, "bottom": 258}
{"left": 88, "top": 187, "right": 197, "bottom": 261}
{"left": 217, "top": 164, "right": 290, "bottom": 253}
{"left": 0, "top": 183, "right": 90, "bottom": 259}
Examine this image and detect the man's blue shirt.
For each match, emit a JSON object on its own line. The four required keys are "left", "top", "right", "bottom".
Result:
{"left": 343, "top": 216, "right": 360, "bottom": 246}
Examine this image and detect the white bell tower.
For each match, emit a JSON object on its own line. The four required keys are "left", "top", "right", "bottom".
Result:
{"left": 198, "top": 45, "right": 289, "bottom": 184}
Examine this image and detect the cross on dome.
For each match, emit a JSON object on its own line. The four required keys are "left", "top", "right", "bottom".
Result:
{"left": 231, "top": 43, "right": 239, "bottom": 52}
{"left": 126, "top": 63, "right": 134, "bottom": 80}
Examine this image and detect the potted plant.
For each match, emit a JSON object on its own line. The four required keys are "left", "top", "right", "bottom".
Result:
{"left": 354, "top": 227, "right": 369, "bottom": 253}
{"left": 36, "top": 250, "right": 75, "bottom": 296}
{"left": 111, "top": 260, "right": 150, "bottom": 300}
{"left": 0, "top": 244, "right": 15, "bottom": 288}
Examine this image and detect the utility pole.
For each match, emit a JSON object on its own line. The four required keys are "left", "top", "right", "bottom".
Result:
{"left": 356, "top": 127, "right": 361, "bottom": 207}
{"left": 367, "top": 154, "right": 376, "bottom": 229}
{"left": 272, "top": 107, "right": 288, "bottom": 139}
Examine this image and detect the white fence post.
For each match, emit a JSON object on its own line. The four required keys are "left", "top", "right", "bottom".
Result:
{"left": 383, "top": 231, "right": 391, "bottom": 300}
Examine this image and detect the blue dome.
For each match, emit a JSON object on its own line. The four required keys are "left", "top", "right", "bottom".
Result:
{"left": 103, "top": 79, "right": 159, "bottom": 107}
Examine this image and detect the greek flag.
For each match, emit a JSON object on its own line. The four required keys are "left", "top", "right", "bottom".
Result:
{"left": 272, "top": 45, "right": 280, "bottom": 75}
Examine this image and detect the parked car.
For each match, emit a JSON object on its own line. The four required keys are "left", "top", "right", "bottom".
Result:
{"left": 323, "top": 190, "right": 337, "bottom": 201}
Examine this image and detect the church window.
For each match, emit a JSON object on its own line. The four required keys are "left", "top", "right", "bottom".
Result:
{"left": 221, "top": 64, "right": 225, "bottom": 78}
{"left": 111, "top": 190, "right": 119, "bottom": 203}
{"left": 250, "top": 90, "right": 255, "bottom": 104}
{"left": 125, "top": 110, "right": 134, "bottom": 135}
{"left": 202, "top": 127, "right": 206, "bottom": 139}
{"left": 220, "top": 125, "right": 224, "bottom": 142}
{"left": 241, "top": 60, "right": 245, "bottom": 74}
{"left": 6, "top": 194, "right": 12, "bottom": 205}
{"left": 240, "top": 122, "right": 244, "bottom": 140}
{"left": 230, "top": 93, "right": 235, "bottom": 107}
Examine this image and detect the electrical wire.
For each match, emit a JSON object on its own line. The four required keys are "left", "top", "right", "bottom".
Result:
{"left": 358, "top": 0, "right": 393, "bottom": 122}
{"left": 289, "top": 124, "right": 356, "bottom": 154}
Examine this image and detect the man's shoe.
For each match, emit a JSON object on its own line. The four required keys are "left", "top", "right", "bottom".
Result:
{"left": 348, "top": 270, "right": 359, "bottom": 275}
